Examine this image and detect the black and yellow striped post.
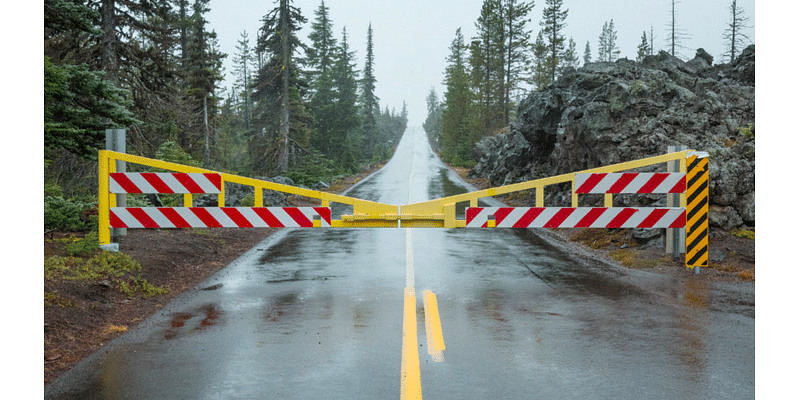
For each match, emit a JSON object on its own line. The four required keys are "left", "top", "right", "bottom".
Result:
{"left": 685, "top": 151, "right": 710, "bottom": 269}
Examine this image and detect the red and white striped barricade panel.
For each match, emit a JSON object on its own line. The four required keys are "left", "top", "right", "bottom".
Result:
{"left": 465, "top": 207, "right": 686, "bottom": 229}
{"left": 109, "top": 173, "right": 222, "bottom": 194}
{"left": 110, "top": 207, "right": 331, "bottom": 228}
{"left": 574, "top": 173, "right": 685, "bottom": 194}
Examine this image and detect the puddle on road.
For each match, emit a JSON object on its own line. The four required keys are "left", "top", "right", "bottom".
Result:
{"left": 164, "top": 304, "right": 221, "bottom": 340}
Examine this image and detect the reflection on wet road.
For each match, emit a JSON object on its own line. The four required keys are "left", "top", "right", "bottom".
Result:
{"left": 45, "top": 127, "right": 754, "bottom": 400}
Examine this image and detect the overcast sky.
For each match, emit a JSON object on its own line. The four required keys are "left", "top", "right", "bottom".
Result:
{"left": 207, "top": 0, "right": 755, "bottom": 128}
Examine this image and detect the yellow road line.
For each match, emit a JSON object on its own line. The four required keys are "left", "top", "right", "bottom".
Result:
{"left": 423, "top": 290, "right": 445, "bottom": 362}
{"left": 401, "top": 289, "right": 422, "bottom": 400}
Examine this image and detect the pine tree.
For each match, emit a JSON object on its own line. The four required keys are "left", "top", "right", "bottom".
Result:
{"left": 232, "top": 31, "right": 254, "bottom": 131}
{"left": 306, "top": 0, "right": 337, "bottom": 81}
{"left": 307, "top": 1, "right": 337, "bottom": 156}
{"left": 722, "top": 0, "right": 752, "bottom": 63}
{"left": 500, "top": 0, "right": 535, "bottom": 125}
{"left": 441, "top": 28, "right": 474, "bottom": 165}
{"left": 560, "top": 37, "right": 579, "bottom": 74}
{"left": 328, "top": 27, "right": 363, "bottom": 171}
{"left": 530, "top": 30, "right": 549, "bottom": 90}
{"left": 251, "top": 0, "right": 311, "bottom": 174}
{"left": 185, "top": 0, "right": 226, "bottom": 166}
{"left": 606, "top": 19, "right": 620, "bottom": 61}
{"left": 597, "top": 21, "right": 608, "bottom": 62}
{"left": 583, "top": 40, "right": 591, "bottom": 65}
{"left": 636, "top": 31, "right": 650, "bottom": 61}
{"left": 472, "top": 0, "right": 504, "bottom": 133}
{"left": 597, "top": 20, "right": 619, "bottom": 62}
{"left": 423, "top": 87, "right": 443, "bottom": 145}
{"left": 45, "top": 56, "right": 141, "bottom": 160}
{"left": 360, "top": 23, "right": 380, "bottom": 159}
{"left": 539, "top": 0, "right": 568, "bottom": 82}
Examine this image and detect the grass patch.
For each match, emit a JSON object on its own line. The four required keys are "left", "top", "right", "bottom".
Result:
{"left": 608, "top": 249, "right": 668, "bottom": 269}
{"left": 103, "top": 324, "right": 128, "bottom": 335}
{"left": 731, "top": 228, "right": 755, "bottom": 240}
{"left": 44, "top": 251, "right": 169, "bottom": 299}
{"left": 570, "top": 229, "right": 633, "bottom": 249}
{"left": 192, "top": 228, "right": 226, "bottom": 245}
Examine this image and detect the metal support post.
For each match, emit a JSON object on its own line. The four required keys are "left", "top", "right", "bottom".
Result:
{"left": 106, "top": 129, "right": 127, "bottom": 241}
{"left": 666, "top": 145, "right": 686, "bottom": 257}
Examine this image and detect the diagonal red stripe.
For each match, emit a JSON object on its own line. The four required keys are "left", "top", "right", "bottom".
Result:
{"left": 670, "top": 175, "right": 686, "bottom": 193}
{"left": 127, "top": 208, "right": 160, "bottom": 228}
{"left": 575, "top": 173, "right": 607, "bottom": 193}
{"left": 190, "top": 208, "right": 223, "bottom": 228}
{"left": 637, "top": 208, "right": 668, "bottom": 228}
{"left": 575, "top": 208, "right": 607, "bottom": 228}
{"left": 204, "top": 173, "right": 222, "bottom": 191}
{"left": 669, "top": 209, "right": 686, "bottom": 228}
{"left": 607, "top": 208, "right": 638, "bottom": 228}
{"left": 513, "top": 208, "right": 545, "bottom": 228}
{"left": 285, "top": 208, "right": 313, "bottom": 227}
{"left": 174, "top": 173, "right": 205, "bottom": 193}
{"left": 110, "top": 173, "right": 142, "bottom": 194}
{"left": 221, "top": 208, "right": 253, "bottom": 228}
{"left": 466, "top": 208, "right": 483, "bottom": 225}
{"left": 638, "top": 173, "right": 669, "bottom": 194}
{"left": 493, "top": 208, "right": 514, "bottom": 225}
{"left": 608, "top": 173, "right": 637, "bottom": 193}
{"left": 314, "top": 207, "right": 332, "bottom": 224}
{"left": 159, "top": 207, "right": 191, "bottom": 228}
{"left": 544, "top": 208, "right": 575, "bottom": 228}
{"left": 141, "top": 172, "right": 174, "bottom": 193}
{"left": 109, "top": 210, "right": 128, "bottom": 228}
{"left": 252, "top": 208, "right": 284, "bottom": 228}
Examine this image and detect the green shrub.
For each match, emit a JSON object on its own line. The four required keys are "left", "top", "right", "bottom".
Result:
{"left": 44, "top": 196, "right": 98, "bottom": 231}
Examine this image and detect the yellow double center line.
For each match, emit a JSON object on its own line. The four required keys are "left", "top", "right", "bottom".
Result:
{"left": 401, "top": 230, "right": 445, "bottom": 400}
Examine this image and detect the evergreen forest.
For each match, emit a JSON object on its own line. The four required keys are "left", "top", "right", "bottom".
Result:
{"left": 424, "top": 0, "right": 752, "bottom": 167}
{"left": 44, "top": 0, "right": 408, "bottom": 206}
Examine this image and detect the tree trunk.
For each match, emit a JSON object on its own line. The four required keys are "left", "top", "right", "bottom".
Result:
{"left": 204, "top": 95, "right": 210, "bottom": 167}
{"left": 101, "top": 0, "right": 118, "bottom": 84}
{"left": 278, "top": 0, "right": 290, "bottom": 172}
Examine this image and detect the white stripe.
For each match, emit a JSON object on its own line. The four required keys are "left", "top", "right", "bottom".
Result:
{"left": 497, "top": 207, "right": 528, "bottom": 227}
{"left": 272, "top": 208, "right": 301, "bottom": 227}
{"left": 155, "top": 174, "right": 184, "bottom": 193}
{"left": 654, "top": 174, "right": 684, "bottom": 193}
{"left": 176, "top": 208, "right": 206, "bottom": 227}
{"left": 109, "top": 177, "right": 125, "bottom": 193}
{"left": 111, "top": 208, "right": 142, "bottom": 228}
{"left": 203, "top": 207, "right": 235, "bottom": 227}
{"left": 190, "top": 173, "right": 221, "bottom": 193}
{"left": 560, "top": 208, "right": 590, "bottom": 227}
{"left": 531, "top": 207, "right": 560, "bottom": 227}
{"left": 589, "top": 208, "right": 617, "bottom": 228}
{"left": 237, "top": 207, "right": 269, "bottom": 228}
{"left": 129, "top": 174, "right": 157, "bottom": 193}
{"left": 625, "top": 174, "right": 652, "bottom": 193}
{"left": 592, "top": 175, "right": 616, "bottom": 193}
{"left": 140, "top": 208, "right": 173, "bottom": 228}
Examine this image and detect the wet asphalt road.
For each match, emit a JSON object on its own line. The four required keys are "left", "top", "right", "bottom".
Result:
{"left": 45, "top": 127, "right": 755, "bottom": 399}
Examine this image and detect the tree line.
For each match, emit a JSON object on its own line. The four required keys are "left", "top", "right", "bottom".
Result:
{"left": 424, "top": 0, "right": 752, "bottom": 167}
{"left": 45, "top": 0, "right": 407, "bottom": 197}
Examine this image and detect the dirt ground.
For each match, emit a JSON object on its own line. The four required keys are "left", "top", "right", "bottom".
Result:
{"left": 44, "top": 162, "right": 755, "bottom": 386}
{"left": 43, "top": 168, "right": 379, "bottom": 386}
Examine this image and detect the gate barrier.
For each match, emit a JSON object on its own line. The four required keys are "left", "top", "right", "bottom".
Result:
{"left": 98, "top": 149, "right": 708, "bottom": 268}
